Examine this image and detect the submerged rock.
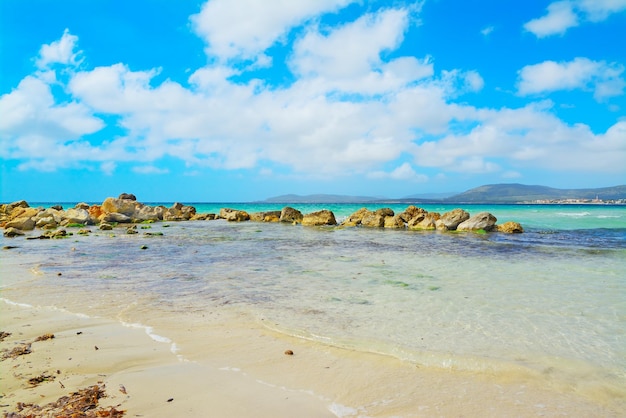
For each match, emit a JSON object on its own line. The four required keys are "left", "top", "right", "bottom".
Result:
{"left": 3, "top": 227, "right": 25, "bottom": 237}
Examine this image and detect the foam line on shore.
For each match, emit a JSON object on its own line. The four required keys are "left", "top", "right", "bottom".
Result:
{"left": 120, "top": 320, "right": 185, "bottom": 361}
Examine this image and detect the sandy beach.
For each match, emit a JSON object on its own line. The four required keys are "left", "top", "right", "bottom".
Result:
{"left": 2, "top": 295, "right": 624, "bottom": 417}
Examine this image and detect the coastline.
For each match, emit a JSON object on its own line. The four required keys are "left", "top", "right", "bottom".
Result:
{"left": 2, "top": 295, "right": 624, "bottom": 417}
{"left": 1, "top": 199, "right": 624, "bottom": 416}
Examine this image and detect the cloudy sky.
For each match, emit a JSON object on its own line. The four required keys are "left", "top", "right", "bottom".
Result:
{"left": 1, "top": 0, "right": 625, "bottom": 202}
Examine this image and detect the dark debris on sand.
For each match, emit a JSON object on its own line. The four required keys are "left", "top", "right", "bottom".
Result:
{"left": 5, "top": 384, "right": 125, "bottom": 418}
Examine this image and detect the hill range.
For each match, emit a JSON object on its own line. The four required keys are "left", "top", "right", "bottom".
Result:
{"left": 264, "top": 184, "right": 626, "bottom": 204}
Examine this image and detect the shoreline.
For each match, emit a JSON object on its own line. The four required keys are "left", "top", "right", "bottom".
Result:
{"left": 2, "top": 296, "right": 624, "bottom": 417}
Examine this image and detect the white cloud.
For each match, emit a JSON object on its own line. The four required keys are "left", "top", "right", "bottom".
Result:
{"left": 524, "top": 1, "right": 579, "bottom": 37}
{"left": 524, "top": 0, "right": 626, "bottom": 37}
{"left": 577, "top": 0, "right": 626, "bottom": 21}
{"left": 0, "top": 76, "right": 103, "bottom": 147}
{"left": 517, "top": 57, "right": 625, "bottom": 100}
{"left": 480, "top": 25, "right": 494, "bottom": 36}
{"left": 36, "top": 28, "right": 82, "bottom": 68}
{"left": 133, "top": 165, "right": 170, "bottom": 174}
{"left": 291, "top": 9, "right": 409, "bottom": 79}
{"left": 411, "top": 102, "right": 626, "bottom": 174}
{"left": 190, "top": 0, "right": 353, "bottom": 63}
{"left": 368, "top": 162, "right": 428, "bottom": 181}
{"left": 2, "top": 4, "right": 625, "bottom": 184}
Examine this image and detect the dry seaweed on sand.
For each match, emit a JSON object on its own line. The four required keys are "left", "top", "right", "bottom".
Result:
{"left": 1, "top": 343, "right": 31, "bottom": 360}
{"left": 6, "top": 384, "right": 125, "bottom": 417}
{"left": 33, "top": 333, "right": 54, "bottom": 342}
{"left": 27, "top": 373, "right": 56, "bottom": 386}
{"left": 0, "top": 331, "right": 11, "bottom": 342}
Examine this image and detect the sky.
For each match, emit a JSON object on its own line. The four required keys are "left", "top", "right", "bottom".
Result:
{"left": 1, "top": 0, "right": 625, "bottom": 202}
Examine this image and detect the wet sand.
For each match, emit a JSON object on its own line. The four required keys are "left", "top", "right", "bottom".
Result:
{"left": 2, "top": 298, "right": 624, "bottom": 417}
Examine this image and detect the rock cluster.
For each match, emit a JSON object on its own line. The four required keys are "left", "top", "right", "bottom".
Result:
{"left": 1, "top": 194, "right": 524, "bottom": 237}
{"left": 1, "top": 194, "right": 197, "bottom": 237}
{"left": 337, "top": 205, "right": 519, "bottom": 232}
{"left": 211, "top": 204, "right": 522, "bottom": 233}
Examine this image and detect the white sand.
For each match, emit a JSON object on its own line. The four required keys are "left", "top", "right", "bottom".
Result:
{"left": 2, "top": 299, "right": 624, "bottom": 417}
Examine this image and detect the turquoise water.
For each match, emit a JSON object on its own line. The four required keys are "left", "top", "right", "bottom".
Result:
{"left": 30, "top": 201, "right": 626, "bottom": 230}
{"left": 2, "top": 203, "right": 625, "bottom": 407}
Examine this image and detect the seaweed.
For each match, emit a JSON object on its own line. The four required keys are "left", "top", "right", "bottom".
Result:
{"left": 2, "top": 343, "right": 31, "bottom": 360}
{"left": 8, "top": 384, "right": 125, "bottom": 417}
{"left": 0, "top": 331, "right": 11, "bottom": 342}
{"left": 28, "top": 373, "right": 55, "bottom": 386}
{"left": 34, "top": 333, "right": 55, "bottom": 342}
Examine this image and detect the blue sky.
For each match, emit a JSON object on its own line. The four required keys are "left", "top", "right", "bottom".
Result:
{"left": 1, "top": 0, "right": 625, "bottom": 202}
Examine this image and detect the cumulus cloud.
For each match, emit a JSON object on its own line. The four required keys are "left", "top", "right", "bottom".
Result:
{"left": 291, "top": 9, "right": 408, "bottom": 79}
{"left": 36, "top": 28, "right": 82, "bottom": 68}
{"left": 368, "top": 162, "right": 428, "bottom": 181}
{"left": 517, "top": 57, "right": 625, "bottom": 100}
{"left": 412, "top": 102, "right": 626, "bottom": 174}
{"left": 524, "top": 0, "right": 626, "bottom": 37}
{"left": 133, "top": 165, "right": 170, "bottom": 174}
{"left": 190, "top": 0, "right": 353, "bottom": 63}
{"left": 1, "top": 2, "right": 624, "bottom": 183}
{"left": 523, "top": 1, "right": 579, "bottom": 37}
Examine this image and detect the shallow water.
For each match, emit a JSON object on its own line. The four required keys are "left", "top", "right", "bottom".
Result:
{"left": 1, "top": 204, "right": 625, "bottom": 407}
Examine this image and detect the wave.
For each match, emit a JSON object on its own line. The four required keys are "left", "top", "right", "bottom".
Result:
{"left": 556, "top": 211, "right": 591, "bottom": 217}
{"left": 120, "top": 321, "right": 184, "bottom": 360}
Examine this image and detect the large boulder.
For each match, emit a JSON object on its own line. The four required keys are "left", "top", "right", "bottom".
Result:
{"left": 250, "top": 211, "right": 281, "bottom": 222}
{"left": 36, "top": 215, "right": 58, "bottom": 229}
{"left": 135, "top": 205, "right": 165, "bottom": 221}
{"left": 75, "top": 202, "right": 90, "bottom": 210}
{"left": 219, "top": 208, "right": 250, "bottom": 222}
{"left": 5, "top": 216, "right": 36, "bottom": 231}
{"left": 7, "top": 207, "right": 42, "bottom": 221}
{"left": 280, "top": 207, "right": 303, "bottom": 223}
{"left": 457, "top": 212, "right": 497, "bottom": 232}
{"left": 190, "top": 213, "right": 215, "bottom": 221}
{"left": 399, "top": 206, "right": 428, "bottom": 223}
{"left": 101, "top": 197, "right": 138, "bottom": 216}
{"left": 341, "top": 208, "right": 370, "bottom": 226}
{"left": 88, "top": 205, "right": 103, "bottom": 219}
{"left": 496, "top": 221, "right": 524, "bottom": 233}
{"left": 101, "top": 212, "right": 132, "bottom": 223}
{"left": 384, "top": 214, "right": 406, "bottom": 229}
{"left": 164, "top": 203, "right": 196, "bottom": 221}
{"left": 438, "top": 209, "right": 470, "bottom": 230}
{"left": 361, "top": 209, "right": 393, "bottom": 228}
{"left": 61, "top": 208, "right": 91, "bottom": 225}
{"left": 408, "top": 212, "right": 440, "bottom": 230}
{"left": 302, "top": 210, "right": 337, "bottom": 226}
{"left": 119, "top": 193, "right": 137, "bottom": 201}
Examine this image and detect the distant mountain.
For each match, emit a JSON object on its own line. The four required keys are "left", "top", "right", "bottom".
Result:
{"left": 403, "top": 191, "right": 458, "bottom": 200}
{"left": 262, "top": 184, "right": 626, "bottom": 204}
{"left": 444, "top": 184, "right": 626, "bottom": 203}
{"left": 263, "top": 194, "right": 381, "bottom": 203}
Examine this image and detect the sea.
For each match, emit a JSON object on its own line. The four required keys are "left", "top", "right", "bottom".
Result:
{"left": 1, "top": 202, "right": 625, "bottom": 410}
